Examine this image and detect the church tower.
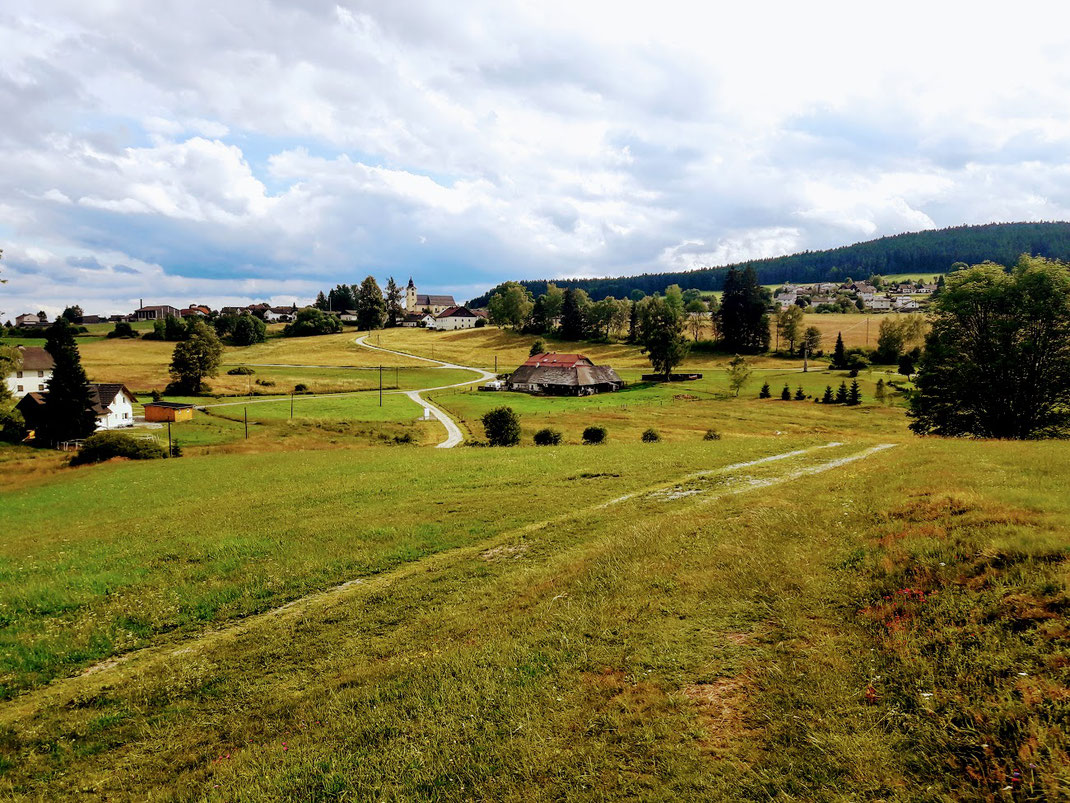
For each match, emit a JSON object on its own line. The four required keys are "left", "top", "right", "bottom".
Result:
{"left": 405, "top": 277, "right": 417, "bottom": 311}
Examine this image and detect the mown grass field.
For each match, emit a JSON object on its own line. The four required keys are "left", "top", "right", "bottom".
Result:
{"left": 1, "top": 323, "right": 1066, "bottom": 801}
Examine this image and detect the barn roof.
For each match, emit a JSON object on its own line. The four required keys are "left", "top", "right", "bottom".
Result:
{"left": 415, "top": 293, "right": 456, "bottom": 306}
{"left": 521, "top": 353, "right": 593, "bottom": 368}
{"left": 144, "top": 401, "right": 196, "bottom": 410}
{"left": 15, "top": 346, "right": 54, "bottom": 371}
{"left": 88, "top": 383, "right": 136, "bottom": 411}
{"left": 436, "top": 306, "right": 478, "bottom": 318}
{"left": 509, "top": 363, "right": 623, "bottom": 388}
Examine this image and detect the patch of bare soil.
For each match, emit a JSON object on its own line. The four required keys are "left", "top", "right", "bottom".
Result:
{"left": 683, "top": 674, "right": 753, "bottom": 755}
{"left": 481, "top": 542, "right": 530, "bottom": 562}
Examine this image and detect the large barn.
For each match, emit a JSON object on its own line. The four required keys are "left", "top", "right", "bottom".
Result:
{"left": 506, "top": 353, "right": 623, "bottom": 396}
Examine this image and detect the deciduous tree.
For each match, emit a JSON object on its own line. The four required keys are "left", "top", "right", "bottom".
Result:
{"left": 355, "top": 276, "right": 387, "bottom": 330}
{"left": 168, "top": 320, "right": 224, "bottom": 394}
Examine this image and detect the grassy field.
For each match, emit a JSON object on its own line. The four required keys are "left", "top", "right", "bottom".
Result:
{"left": 1, "top": 322, "right": 1066, "bottom": 800}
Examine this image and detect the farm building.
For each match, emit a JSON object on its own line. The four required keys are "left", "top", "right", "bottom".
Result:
{"left": 507, "top": 353, "right": 623, "bottom": 396}
{"left": 4, "top": 346, "right": 54, "bottom": 399}
{"left": 15, "top": 383, "right": 138, "bottom": 433}
{"left": 431, "top": 306, "right": 480, "bottom": 330}
{"left": 144, "top": 401, "right": 196, "bottom": 422}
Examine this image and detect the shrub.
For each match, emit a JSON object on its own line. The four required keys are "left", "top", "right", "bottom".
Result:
{"left": 255, "top": 378, "right": 276, "bottom": 387}
{"left": 475, "top": 318, "right": 487, "bottom": 328}
{"left": 70, "top": 431, "right": 166, "bottom": 466}
{"left": 530, "top": 339, "right": 545, "bottom": 357}
{"left": 393, "top": 432, "right": 414, "bottom": 444}
{"left": 533, "top": 427, "right": 562, "bottom": 446}
{"left": 794, "top": 386, "right": 806, "bottom": 401}
{"left": 703, "top": 428, "right": 721, "bottom": 441}
{"left": 582, "top": 425, "right": 607, "bottom": 445}
{"left": 758, "top": 381, "right": 771, "bottom": 398}
{"left": 151, "top": 389, "right": 162, "bottom": 402}
{"left": 106, "top": 321, "right": 138, "bottom": 339}
{"left": 821, "top": 386, "right": 834, "bottom": 404}
{"left": 169, "top": 440, "right": 182, "bottom": 458}
{"left": 780, "top": 385, "right": 791, "bottom": 400}
{"left": 641, "top": 428, "right": 661, "bottom": 442}
{"left": 283, "top": 307, "right": 343, "bottom": 337}
{"left": 294, "top": 383, "right": 308, "bottom": 392}
{"left": 227, "top": 366, "right": 255, "bottom": 376}
{"left": 0, "top": 407, "right": 27, "bottom": 443}
{"left": 481, "top": 406, "right": 521, "bottom": 446}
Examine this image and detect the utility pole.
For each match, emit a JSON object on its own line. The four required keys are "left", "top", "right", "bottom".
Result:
{"left": 803, "top": 342, "right": 808, "bottom": 373}
{"left": 244, "top": 407, "right": 248, "bottom": 439}
{"left": 866, "top": 317, "right": 870, "bottom": 347}
{"left": 494, "top": 355, "right": 497, "bottom": 373}
{"left": 379, "top": 365, "right": 382, "bottom": 407}
{"left": 167, "top": 421, "right": 172, "bottom": 456}
{"left": 395, "top": 366, "right": 398, "bottom": 388}
{"left": 290, "top": 392, "right": 294, "bottom": 419}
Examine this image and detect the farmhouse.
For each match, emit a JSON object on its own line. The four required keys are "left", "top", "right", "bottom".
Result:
{"left": 16, "top": 383, "right": 138, "bottom": 434}
{"left": 399, "top": 312, "right": 436, "bottom": 328}
{"left": 507, "top": 353, "right": 623, "bottom": 396}
{"left": 432, "top": 306, "right": 480, "bottom": 330}
{"left": 405, "top": 278, "right": 457, "bottom": 315}
{"left": 5, "top": 346, "right": 54, "bottom": 399}
{"left": 135, "top": 303, "right": 180, "bottom": 321}
{"left": 15, "top": 312, "right": 48, "bottom": 328}
{"left": 144, "top": 401, "right": 196, "bottom": 423}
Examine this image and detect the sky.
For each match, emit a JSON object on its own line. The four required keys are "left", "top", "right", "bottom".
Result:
{"left": 3, "top": 1, "right": 1070, "bottom": 317}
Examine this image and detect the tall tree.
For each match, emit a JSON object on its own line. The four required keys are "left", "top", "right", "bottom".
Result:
{"left": 61, "top": 305, "right": 84, "bottom": 323}
{"left": 541, "top": 283, "right": 565, "bottom": 326}
{"left": 384, "top": 277, "right": 403, "bottom": 326}
{"left": 314, "top": 291, "right": 329, "bottom": 310}
{"left": 911, "top": 257, "right": 1070, "bottom": 438}
{"left": 776, "top": 305, "right": 804, "bottom": 353}
{"left": 231, "top": 315, "right": 267, "bottom": 346}
{"left": 685, "top": 298, "right": 708, "bottom": 340}
{"left": 725, "top": 355, "right": 752, "bottom": 397}
{"left": 37, "top": 319, "right": 97, "bottom": 444}
{"left": 716, "top": 267, "right": 770, "bottom": 353}
{"left": 168, "top": 320, "right": 224, "bottom": 394}
{"left": 638, "top": 296, "right": 688, "bottom": 379}
{"left": 487, "top": 282, "right": 534, "bottom": 331}
{"left": 831, "top": 332, "right": 847, "bottom": 369}
{"left": 355, "top": 276, "right": 387, "bottom": 330}
{"left": 560, "top": 288, "right": 590, "bottom": 340}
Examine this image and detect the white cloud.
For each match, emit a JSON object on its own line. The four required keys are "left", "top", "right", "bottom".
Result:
{"left": 3, "top": 0, "right": 1070, "bottom": 312}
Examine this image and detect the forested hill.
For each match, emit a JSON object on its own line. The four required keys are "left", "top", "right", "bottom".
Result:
{"left": 468, "top": 222, "right": 1070, "bottom": 305}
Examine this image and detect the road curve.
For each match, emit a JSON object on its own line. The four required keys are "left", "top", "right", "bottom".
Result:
{"left": 354, "top": 334, "right": 496, "bottom": 448}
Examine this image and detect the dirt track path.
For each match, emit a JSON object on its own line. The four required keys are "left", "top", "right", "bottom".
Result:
{"left": 353, "top": 334, "right": 496, "bottom": 448}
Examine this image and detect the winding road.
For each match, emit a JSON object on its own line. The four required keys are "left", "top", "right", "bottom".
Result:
{"left": 353, "top": 334, "right": 496, "bottom": 448}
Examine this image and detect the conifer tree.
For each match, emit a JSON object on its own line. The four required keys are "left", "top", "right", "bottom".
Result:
{"left": 794, "top": 386, "right": 806, "bottom": 400}
{"left": 831, "top": 332, "right": 847, "bottom": 369}
{"left": 780, "top": 385, "right": 791, "bottom": 400}
{"left": 37, "top": 319, "right": 97, "bottom": 444}
{"left": 355, "top": 276, "right": 387, "bottom": 330}
{"left": 875, "top": 378, "right": 886, "bottom": 404}
{"left": 848, "top": 380, "right": 862, "bottom": 406}
{"left": 384, "top": 277, "right": 403, "bottom": 326}
{"left": 759, "top": 381, "right": 771, "bottom": 398}
{"left": 821, "top": 385, "right": 834, "bottom": 404}
{"left": 835, "top": 381, "right": 849, "bottom": 404}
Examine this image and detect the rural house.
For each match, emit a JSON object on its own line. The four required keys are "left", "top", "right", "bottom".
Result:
{"left": 399, "top": 312, "right": 436, "bottom": 328}
{"left": 16, "top": 383, "right": 138, "bottom": 434}
{"left": 134, "top": 303, "right": 180, "bottom": 321}
{"left": 431, "top": 306, "right": 480, "bottom": 330}
{"left": 506, "top": 353, "right": 623, "bottom": 396}
{"left": 5, "top": 346, "right": 54, "bottom": 398}
{"left": 15, "top": 312, "right": 48, "bottom": 328}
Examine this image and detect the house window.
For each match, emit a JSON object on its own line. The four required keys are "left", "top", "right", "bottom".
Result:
{"left": 37, "top": 371, "right": 44, "bottom": 377}
{"left": 37, "top": 385, "right": 43, "bottom": 391}
{"left": 16, "top": 371, "right": 22, "bottom": 378}
{"left": 17, "top": 385, "right": 23, "bottom": 392}
{"left": 123, "top": 413, "right": 129, "bottom": 419}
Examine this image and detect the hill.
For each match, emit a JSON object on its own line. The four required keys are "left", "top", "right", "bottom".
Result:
{"left": 469, "top": 221, "right": 1070, "bottom": 304}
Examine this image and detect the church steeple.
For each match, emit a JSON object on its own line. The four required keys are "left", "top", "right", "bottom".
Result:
{"left": 407, "top": 277, "right": 415, "bottom": 289}
{"left": 405, "top": 277, "right": 417, "bottom": 311}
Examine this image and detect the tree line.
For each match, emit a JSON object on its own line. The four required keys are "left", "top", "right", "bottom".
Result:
{"left": 467, "top": 222, "right": 1070, "bottom": 304}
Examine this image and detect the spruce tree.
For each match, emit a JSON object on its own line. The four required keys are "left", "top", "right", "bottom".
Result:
{"left": 794, "top": 386, "right": 806, "bottom": 400}
{"left": 384, "top": 277, "right": 403, "bottom": 326}
{"left": 355, "top": 276, "right": 387, "bottom": 330}
{"left": 821, "top": 385, "right": 834, "bottom": 404}
{"left": 832, "top": 332, "right": 847, "bottom": 369}
{"left": 37, "top": 319, "right": 97, "bottom": 445}
{"left": 875, "top": 378, "right": 886, "bottom": 404}
{"left": 835, "top": 381, "right": 849, "bottom": 404}
{"left": 759, "top": 381, "right": 771, "bottom": 398}
{"left": 716, "top": 266, "right": 771, "bottom": 353}
{"left": 780, "top": 385, "right": 791, "bottom": 400}
{"left": 848, "top": 380, "right": 862, "bottom": 406}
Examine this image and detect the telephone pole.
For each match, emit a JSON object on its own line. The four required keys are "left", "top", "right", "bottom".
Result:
{"left": 244, "top": 407, "right": 248, "bottom": 439}
{"left": 379, "top": 365, "right": 382, "bottom": 407}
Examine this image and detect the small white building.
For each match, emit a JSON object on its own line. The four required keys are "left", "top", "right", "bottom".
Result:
{"left": 894, "top": 296, "right": 919, "bottom": 310}
{"left": 5, "top": 346, "right": 54, "bottom": 399}
{"left": 15, "top": 313, "right": 46, "bottom": 328}
{"left": 432, "top": 306, "right": 480, "bottom": 331}
{"left": 88, "top": 384, "right": 138, "bottom": 430}
{"left": 774, "top": 293, "right": 798, "bottom": 309}
{"left": 865, "top": 296, "right": 893, "bottom": 311}
{"left": 264, "top": 306, "right": 296, "bottom": 323}
{"left": 399, "top": 313, "right": 436, "bottom": 328}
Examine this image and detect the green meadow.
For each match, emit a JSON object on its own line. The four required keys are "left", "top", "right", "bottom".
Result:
{"left": 0, "top": 326, "right": 1066, "bottom": 801}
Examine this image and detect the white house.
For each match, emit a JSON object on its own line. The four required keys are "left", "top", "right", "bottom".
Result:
{"left": 399, "top": 312, "right": 436, "bottom": 328}
{"left": 264, "top": 306, "right": 296, "bottom": 323}
{"left": 865, "top": 296, "right": 893, "bottom": 311}
{"left": 894, "top": 296, "right": 919, "bottom": 310}
{"left": 15, "top": 312, "right": 46, "bottom": 328}
{"left": 432, "top": 306, "right": 480, "bottom": 330}
{"left": 88, "top": 384, "right": 138, "bottom": 430}
{"left": 5, "top": 346, "right": 54, "bottom": 399}
{"left": 774, "top": 293, "right": 798, "bottom": 309}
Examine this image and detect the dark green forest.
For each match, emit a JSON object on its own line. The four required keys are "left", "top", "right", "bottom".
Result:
{"left": 468, "top": 222, "right": 1070, "bottom": 304}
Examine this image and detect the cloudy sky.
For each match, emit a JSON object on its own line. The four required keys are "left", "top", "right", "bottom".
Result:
{"left": 3, "top": 1, "right": 1070, "bottom": 317}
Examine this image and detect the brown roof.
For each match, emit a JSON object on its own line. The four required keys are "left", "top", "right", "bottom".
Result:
{"left": 508, "top": 363, "right": 623, "bottom": 388}
{"left": 436, "top": 306, "right": 478, "bottom": 319}
{"left": 88, "top": 383, "right": 136, "bottom": 413}
{"left": 415, "top": 293, "right": 456, "bottom": 306}
{"left": 15, "top": 346, "right": 55, "bottom": 372}
{"left": 522, "top": 353, "right": 592, "bottom": 368}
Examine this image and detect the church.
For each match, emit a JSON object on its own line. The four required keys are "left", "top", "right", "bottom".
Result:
{"left": 405, "top": 278, "right": 457, "bottom": 315}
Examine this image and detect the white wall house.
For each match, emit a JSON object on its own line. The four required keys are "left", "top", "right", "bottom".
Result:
{"left": 865, "top": 296, "right": 893, "bottom": 311}
{"left": 894, "top": 296, "right": 919, "bottom": 310}
{"left": 432, "top": 306, "right": 480, "bottom": 330}
{"left": 89, "top": 384, "right": 137, "bottom": 430}
{"left": 5, "top": 346, "right": 53, "bottom": 399}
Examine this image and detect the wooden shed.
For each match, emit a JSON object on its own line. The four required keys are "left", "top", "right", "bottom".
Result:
{"left": 144, "top": 401, "right": 196, "bottom": 423}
